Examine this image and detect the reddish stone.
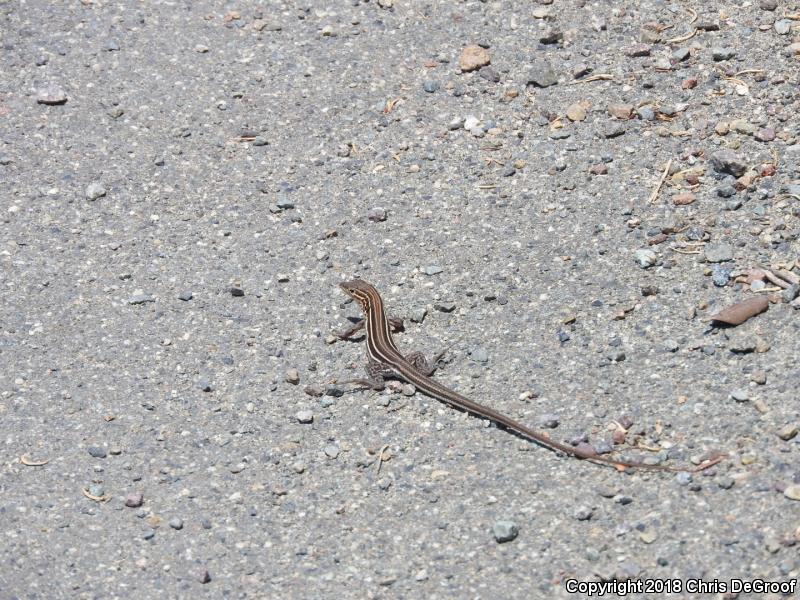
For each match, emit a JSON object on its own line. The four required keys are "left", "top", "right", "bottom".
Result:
{"left": 672, "top": 192, "right": 696, "bottom": 205}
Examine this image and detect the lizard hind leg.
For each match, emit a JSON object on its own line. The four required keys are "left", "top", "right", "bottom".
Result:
{"left": 404, "top": 351, "right": 439, "bottom": 376}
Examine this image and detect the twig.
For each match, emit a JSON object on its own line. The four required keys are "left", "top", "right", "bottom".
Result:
{"left": 692, "top": 454, "right": 725, "bottom": 472}
{"left": 753, "top": 287, "right": 782, "bottom": 293}
{"left": 735, "top": 69, "right": 765, "bottom": 76}
{"left": 648, "top": 159, "right": 672, "bottom": 204}
{"left": 770, "top": 148, "right": 780, "bottom": 168}
{"left": 82, "top": 488, "right": 110, "bottom": 503}
{"left": 666, "top": 28, "right": 697, "bottom": 44}
{"left": 375, "top": 444, "right": 390, "bottom": 475}
{"left": 687, "top": 7, "right": 698, "bottom": 23}
{"left": 763, "top": 269, "right": 791, "bottom": 289}
{"left": 672, "top": 248, "right": 701, "bottom": 255}
{"left": 19, "top": 455, "right": 49, "bottom": 467}
{"left": 634, "top": 442, "right": 663, "bottom": 453}
{"left": 383, "top": 97, "right": 402, "bottom": 114}
{"left": 569, "top": 73, "right": 613, "bottom": 85}
{"left": 775, "top": 269, "right": 800, "bottom": 285}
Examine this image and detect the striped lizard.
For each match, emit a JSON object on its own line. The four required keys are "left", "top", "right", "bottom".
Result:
{"left": 337, "top": 278, "right": 723, "bottom": 472}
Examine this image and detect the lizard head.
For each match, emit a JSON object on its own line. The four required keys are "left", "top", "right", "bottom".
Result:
{"left": 339, "top": 278, "right": 376, "bottom": 313}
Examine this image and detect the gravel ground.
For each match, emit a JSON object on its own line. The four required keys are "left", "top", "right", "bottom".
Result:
{"left": 2, "top": 1, "right": 800, "bottom": 598}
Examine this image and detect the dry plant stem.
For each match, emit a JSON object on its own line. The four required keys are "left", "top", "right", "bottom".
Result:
{"left": 82, "top": 488, "right": 110, "bottom": 502}
{"left": 775, "top": 269, "right": 800, "bottom": 285}
{"left": 19, "top": 455, "right": 49, "bottom": 466}
{"left": 569, "top": 74, "right": 613, "bottom": 84}
{"left": 667, "top": 28, "right": 697, "bottom": 43}
{"left": 648, "top": 159, "right": 672, "bottom": 203}
{"left": 375, "top": 444, "right": 390, "bottom": 474}
{"left": 763, "top": 270, "right": 791, "bottom": 289}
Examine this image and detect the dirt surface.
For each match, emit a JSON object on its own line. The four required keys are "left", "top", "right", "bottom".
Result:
{"left": 2, "top": 1, "right": 800, "bottom": 598}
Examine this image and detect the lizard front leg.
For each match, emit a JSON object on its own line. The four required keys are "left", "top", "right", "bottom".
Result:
{"left": 336, "top": 317, "right": 405, "bottom": 340}
{"left": 338, "top": 360, "right": 396, "bottom": 390}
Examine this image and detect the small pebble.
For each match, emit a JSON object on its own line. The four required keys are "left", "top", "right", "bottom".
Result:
{"left": 423, "top": 265, "right": 443, "bottom": 276}
{"left": 754, "top": 128, "right": 775, "bottom": 142}
{"left": 730, "top": 388, "right": 749, "bottom": 402}
{"left": 565, "top": 102, "right": 587, "bottom": 122}
{"left": 672, "top": 192, "right": 695, "bottom": 206}
{"left": 574, "top": 507, "right": 593, "bottom": 521}
{"left": 711, "top": 47, "right": 736, "bottom": 61}
{"left": 367, "top": 207, "right": 387, "bottom": 222}
{"left": 711, "top": 264, "right": 731, "bottom": 287}
{"left": 296, "top": 410, "right": 314, "bottom": 424}
{"left": 197, "top": 568, "right": 212, "bottom": 584}
{"left": 696, "top": 21, "right": 719, "bottom": 31}
{"left": 458, "top": 44, "right": 491, "bottom": 72}
{"left": 125, "top": 492, "right": 144, "bottom": 508}
{"left": 285, "top": 369, "right": 300, "bottom": 385}
{"left": 774, "top": 19, "right": 792, "bottom": 35}
{"left": 608, "top": 104, "right": 633, "bottom": 119}
{"left": 663, "top": 339, "right": 679, "bottom": 353}
{"left": 87, "top": 446, "right": 107, "bottom": 458}
{"left": 750, "top": 370, "right": 767, "bottom": 385}
{"left": 478, "top": 66, "right": 500, "bottom": 82}
{"left": 85, "top": 182, "right": 107, "bottom": 200}
{"left": 710, "top": 149, "right": 747, "bottom": 177}
{"left": 634, "top": 249, "right": 657, "bottom": 268}
{"left": 88, "top": 484, "right": 105, "bottom": 497}
{"left": 672, "top": 48, "right": 690, "bottom": 62}
{"left": 423, "top": 80, "right": 439, "bottom": 93}
{"left": 448, "top": 116, "right": 465, "bottom": 130}
{"left": 463, "top": 115, "right": 481, "bottom": 131}
{"left": 230, "top": 285, "right": 244, "bottom": 297}
{"left": 537, "top": 414, "right": 559, "bottom": 429}
{"left": 782, "top": 284, "right": 799, "bottom": 303}
{"left": 704, "top": 243, "right": 733, "bottom": 263}
{"left": 492, "top": 520, "right": 519, "bottom": 543}
{"left": 640, "top": 530, "right": 658, "bottom": 544}
{"left": 434, "top": 301, "right": 456, "bottom": 313}
{"left": 128, "top": 292, "right": 155, "bottom": 305}
{"left": 470, "top": 347, "right": 489, "bottom": 364}
{"left": 717, "top": 476, "right": 735, "bottom": 490}
{"left": 783, "top": 485, "right": 800, "bottom": 501}
{"left": 178, "top": 290, "right": 193, "bottom": 301}
{"left": 539, "top": 29, "right": 563, "bottom": 44}
{"left": 525, "top": 62, "right": 558, "bottom": 87}
{"left": 37, "top": 85, "right": 68, "bottom": 105}
{"left": 626, "top": 44, "right": 650, "bottom": 57}
{"left": 169, "top": 517, "right": 184, "bottom": 530}
{"left": 324, "top": 444, "right": 340, "bottom": 459}
{"left": 716, "top": 184, "right": 736, "bottom": 198}
{"left": 637, "top": 106, "right": 655, "bottom": 121}
{"left": 777, "top": 424, "right": 798, "bottom": 441}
